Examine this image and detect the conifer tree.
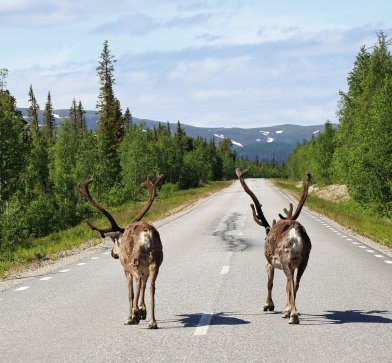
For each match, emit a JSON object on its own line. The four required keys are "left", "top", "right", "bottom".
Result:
{"left": 122, "top": 107, "right": 132, "bottom": 129}
{"left": 96, "top": 40, "right": 123, "bottom": 189}
{"left": 27, "top": 85, "right": 39, "bottom": 135}
{"left": 69, "top": 98, "right": 78, "bottom": 128}
{"left": 77, "top": 101, "right": 87, "bottom": 131}
{"left": 26, "top": 85, "right": 49, "bottom": 196}
{"left": 43, "top": 91, "right": 55, "bottom": 145}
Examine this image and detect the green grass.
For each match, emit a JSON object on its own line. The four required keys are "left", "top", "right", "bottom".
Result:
{"left": 0, "top": 181, "right": 233, "bottom": 280}
{"left": 273, "top": 179, "right": 392, "bottom": 248}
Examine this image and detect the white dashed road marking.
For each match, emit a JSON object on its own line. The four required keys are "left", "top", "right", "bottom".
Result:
{"left": 39, "top": 277, "right": 53, "bottom": 281}
{"left": 375, "top": 255, "right": 383, "bottom": 258}
{"left": 14, "top": 286, "right": 29, "bottom": 291}
{"left": 77, "top": 263, "right": 86, "bottom": 266}
{"left": 385, "top": 261, "right": 392, "bottom": 264}
{"left": 194, "top": 313, "right": 214, "bottom": 336}
{"left": 91, "top": 257, "right": 100, "bottom": 260}
{"left": 220, "top": 266, "right": 230, "bottom": 275}
{"left": 59, "top": 269, "right": 70, "bottom": 273}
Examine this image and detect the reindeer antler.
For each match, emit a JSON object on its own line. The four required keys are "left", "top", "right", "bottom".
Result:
{"left": 279, "top": 172, "right": 312, "bottom": 221}
{"left": 236, "top": 168, "right": 271, "bottom": 232}
{"left": 76, "top": 179, "right": 124, "bottom": 237}
{"left": 130, "top": 173, "right": 165, "bottom": 223}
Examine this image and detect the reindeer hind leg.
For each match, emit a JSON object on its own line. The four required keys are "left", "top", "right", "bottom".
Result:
{"left": 263, "top": 263, "right": 275, "bottom": 311}
{"left": 148, "top": 264, "right": 159, "bottom": 329}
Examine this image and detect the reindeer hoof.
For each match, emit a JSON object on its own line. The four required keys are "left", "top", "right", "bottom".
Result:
{"left": 148, "top": 321, "right": 158, "bottom": 329}
{"left": 263, "top": 304, "right": 275, "bottom": 311}
{"left": 139, "top": 308, "right": 147, "bottom": 320}
{"left": 289, "top": 315, "right": 299, "bottom": 324}
{"left": 282, "top": 312, "right": 290, "bottom": 318}
{"left": 124, "top": 317, "right": 140, "bottom": 325}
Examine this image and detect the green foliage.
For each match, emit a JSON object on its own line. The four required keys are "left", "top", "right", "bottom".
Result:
{"left": 25, "top": 195, "right": 57, "bottom": 236}
{"left": 96, "top": 40, "right": 124, "bottom": 187}
{"left": 0, "top": 41, "right": 289, "bottom": 267}
{"left": 0, "top": 89, "right": 28, "bottom": 204}
{"left": 0, "top": 197, "right": 29, "bottom": 247}
{"left": 274, "top": 179, "right": 391, "bottom": 247}
{"left": 49, "top": 118, "right": 80, "bottom": 228}
{"left": 287, "top": 33, "right": 392, "bottom": 214}
{"left": 120, "top": 125, "right": 156, "bottom": 199}
{"left": 332, "top": 32, "right": 392, "bottom": 212}
{"left": 42, "top": 91, "right": 55, "bottom": 145}
{"left": 25, "top": 85, "right": 50, "bottom": 196}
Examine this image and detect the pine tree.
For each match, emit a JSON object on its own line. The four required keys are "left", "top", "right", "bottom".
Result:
{"left": 96, "top": 40, "right": 123, "bottom": 189}
{"left": 77, "top": 101, "right": 87, "bottom": 131}
{"left": 122, "top": 107, "right": 132, "bottom": 129}
{"left": 26, "top": 85, "right": 49, "bottom": 196}
{"left": 27, "top": 84, "right": 39, "bottom": 135}
{"left": 69, "top": 98, "right": 78, "bottom": 128}
{"left": 69, "top": 99, "right": 87, "bottom": 131}
{"left": 43, "top": 91, "right": 55, "bottom": 145}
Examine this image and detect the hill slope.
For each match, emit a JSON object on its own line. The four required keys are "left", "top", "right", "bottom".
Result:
{"left": 18, "top": 108, "right": 333, "bottom": 162}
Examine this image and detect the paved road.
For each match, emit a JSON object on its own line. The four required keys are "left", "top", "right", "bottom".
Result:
{"left": 1, "top": 179, "right": 391, "bottom": 362}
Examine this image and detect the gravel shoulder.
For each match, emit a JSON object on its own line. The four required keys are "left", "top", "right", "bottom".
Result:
{"left": 274, "top": 181, "right": 392, "bottom": 258}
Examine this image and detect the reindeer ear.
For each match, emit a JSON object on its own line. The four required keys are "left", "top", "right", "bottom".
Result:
{"left": 104, "top": 231, "right": 122, "bottom": 240}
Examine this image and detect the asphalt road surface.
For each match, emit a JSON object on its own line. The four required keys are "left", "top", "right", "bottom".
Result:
{"left": 1, "top": 179, "right": 391, "bottom": 362}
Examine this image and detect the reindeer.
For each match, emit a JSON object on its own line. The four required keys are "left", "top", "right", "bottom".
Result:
{"left": 77, "top": 174, "right": 164, "bottom": 329}
{"left": 236, "top": 169, "right": 312, "bottom": 324}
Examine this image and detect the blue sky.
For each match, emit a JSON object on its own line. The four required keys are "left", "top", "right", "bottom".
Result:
{"left": 1, "top": 0, "right": 391, "bottom": 127}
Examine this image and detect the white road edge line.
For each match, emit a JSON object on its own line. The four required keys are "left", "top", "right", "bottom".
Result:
{"left": 194, "top": 313, "right": 214, "bottom": 336}
{"left": 14, "top": 286, "right": 29, "bottom": 291}
{"left": 220, "top": 265, "right": 230, "bottom": 275}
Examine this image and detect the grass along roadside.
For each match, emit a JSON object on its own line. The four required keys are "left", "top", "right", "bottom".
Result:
{"left": 0, "top": 181, "right": 233, "bottom": 280}
{"left": 272, "top": 179, "right": 392, "bottom": 248}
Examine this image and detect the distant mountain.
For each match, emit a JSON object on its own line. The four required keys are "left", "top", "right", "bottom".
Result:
{"left": 17, "top": 108, "right": 335, "bottom": 162}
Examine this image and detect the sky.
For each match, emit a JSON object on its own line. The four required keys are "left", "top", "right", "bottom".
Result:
{"left": 1, "top": 0, "right": 391, "bottom": 128}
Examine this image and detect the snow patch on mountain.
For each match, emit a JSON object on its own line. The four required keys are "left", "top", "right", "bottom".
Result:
{"left": 259, "top": 130, "right": 270, "bottom": 135}
{"left": 267, "top": 138, "right": 274, "bottom": 143}
{"left": 53, "top": 113, "right": 62, "bottom": 119}
{"left": 275, "top": 130, "right": 284, "bottom": 134}
{"left": 313, "top": 130, "right": 320, "bottom": 134}
{"left": 214, "top": 133, "right": 243, "bottom": 147}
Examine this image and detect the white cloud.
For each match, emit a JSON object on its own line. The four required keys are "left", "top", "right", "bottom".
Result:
{"left": 3, "top": 1, "right": 392, "bottom": 128}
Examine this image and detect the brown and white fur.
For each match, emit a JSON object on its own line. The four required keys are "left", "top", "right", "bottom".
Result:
{"left": 236, "top": 169, "right": 311, "bottom": 324}
{"left": 77, "top": 174, "right": 164, "bottom": 329}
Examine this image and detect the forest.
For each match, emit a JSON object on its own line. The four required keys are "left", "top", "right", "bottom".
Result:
{"left": 1, "top": 33, "right": 391, "bottom": 250}
{"left": 0, "top": 41, "right": 284, "bottom": 248}
{"left": 287, "top": 32, "right": 391, "bottom": 216}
